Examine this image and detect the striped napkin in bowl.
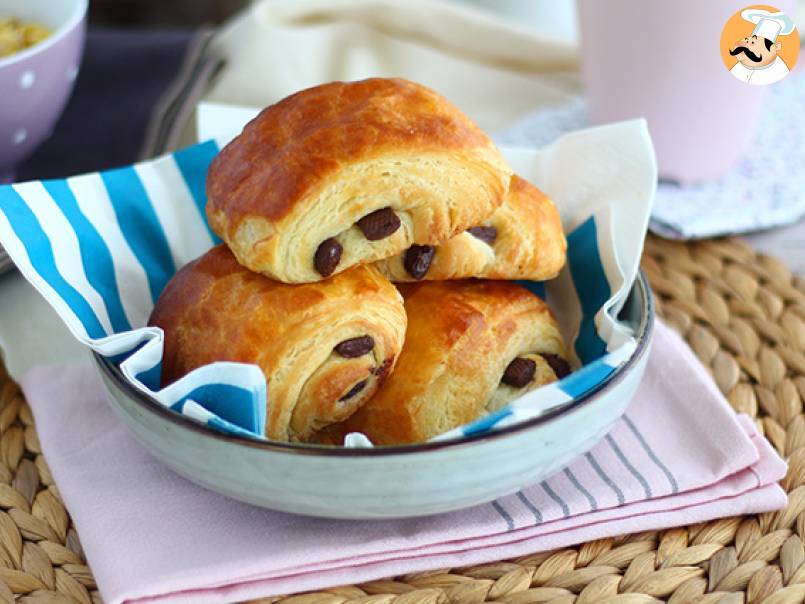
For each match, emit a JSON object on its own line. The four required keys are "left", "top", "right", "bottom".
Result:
{"left": 0, "top": 120, "right": 657, "bottom": 443}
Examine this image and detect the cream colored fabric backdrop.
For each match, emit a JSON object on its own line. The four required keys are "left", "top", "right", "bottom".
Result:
{"left": 199, "top": 0, "right": 805, "bottom": 136}
{"left": 196, "top": 0, "right": 581, "bottom": 138}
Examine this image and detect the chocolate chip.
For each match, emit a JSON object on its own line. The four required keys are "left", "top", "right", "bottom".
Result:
{"left": 356, "top": 207, "right": 401, "bottom": 240}
{"left": 541, "top": 353, "right": 571, "bottom": 379}
{"left": 467, "top": 226, "right": 498, "bottom": 245}
{"left": 338, "top": 379, "right": 368, "bottom": 401}
{"left": 314, "top": 238, "right": 342, "bottom": 277}
{"left": 334, "top": 336, "right": 374, "bottom": 358}
{"left": 404, "top": 245, "right": 435, "bottom": 280}
{"left": 373, "top": 356, "right": 394, "bottom": 378}
{"left": 501, "top": 357, "right": 537, "bottom": 388}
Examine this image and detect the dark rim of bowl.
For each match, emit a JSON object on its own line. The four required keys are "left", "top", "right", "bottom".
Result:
{"left": 95, "top": 271, "right": 655, "bottom": 456}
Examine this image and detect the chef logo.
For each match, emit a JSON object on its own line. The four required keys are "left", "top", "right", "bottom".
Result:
{"left": 720, "top": 5, "right": 799, "bottom": 85}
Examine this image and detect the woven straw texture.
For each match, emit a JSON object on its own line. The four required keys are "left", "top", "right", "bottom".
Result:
{"left": 0, "top": 235, "right": 804, "bottom": 604}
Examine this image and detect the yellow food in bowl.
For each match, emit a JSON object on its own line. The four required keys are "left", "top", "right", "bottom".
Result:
{"left": 0, "top": 18, "right": 51, "bottom": 58}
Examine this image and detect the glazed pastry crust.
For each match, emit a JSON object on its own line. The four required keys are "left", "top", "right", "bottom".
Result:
{"left": 148, "top": 245, "right": 407, "bottom": 442}
{"left": 206, "top": 78, "right": 512, "bottom": 283}
{"left": 375, "top": 176, "right": 567, "bottom": 282}
{"left": 331, "top": 280, "right": 568, "bottom": 445}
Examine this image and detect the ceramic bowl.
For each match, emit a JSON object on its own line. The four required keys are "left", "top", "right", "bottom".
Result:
{"left": 96, "top": 271, "right": 654, "bottom": 519}
{"left": 0, "top": 0, "right": 87, "bottom": 182}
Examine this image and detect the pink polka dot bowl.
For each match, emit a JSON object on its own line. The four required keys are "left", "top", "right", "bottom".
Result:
{"left": 0, "top": 0, "right": 87, "bottom": 182}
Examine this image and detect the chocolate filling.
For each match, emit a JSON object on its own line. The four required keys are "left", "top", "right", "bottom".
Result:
{"left": 466, "top": 226, "right": 498, "bottom": 245}
{"left": 356, "top": 207, "right": 401, "bottom": 240}
{"left": 334, "top": 336, "right": 375, "bottom": 358}
{"left": 373, "top": 356, "right": 394, "bottom": 378}
{"left": 314, "top": 238, "right": 342, "bottom": 277}
{"left": 338, "top": 379, "right": 368, "bottom": 402}
{"left": 501, "top": 357, "right": 536, "bottom": 388}
{"left": 541, "top": 353, "right": 571, "bottom": 379}
{"left": 404, "top": 245, "right": 435, "bottom": 280}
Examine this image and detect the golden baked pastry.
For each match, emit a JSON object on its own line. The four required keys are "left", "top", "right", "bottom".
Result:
{"left": 375, "top": 176, "right": 566, "bottom": 282}
{"left": 148, "top": 245, "right": 407, "bottom": 442}
{"left": 206, "top": 78, "right": 512, "bottom": 283}
{"left": 329, "top": 280, "right": 570, "bottom": 445}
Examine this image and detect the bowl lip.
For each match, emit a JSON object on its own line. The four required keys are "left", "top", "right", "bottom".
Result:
{"left": 95, "top": 271, "right": 655, "bottom": 457}
{"left": 0, "top": 0, "right": 88, "bottom": 69}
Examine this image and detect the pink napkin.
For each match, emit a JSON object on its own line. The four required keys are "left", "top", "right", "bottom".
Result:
{"left": 20, "top": 321, "right": 786, "bottom": 604}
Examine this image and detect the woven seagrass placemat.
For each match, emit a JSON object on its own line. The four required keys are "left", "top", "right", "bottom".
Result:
{"left": 0, "top": 234, "right": 804, "bottom": 604}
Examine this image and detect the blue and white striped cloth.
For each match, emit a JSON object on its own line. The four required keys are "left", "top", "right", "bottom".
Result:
{"left": 0, "top": 120, "right": 656, "bottom": 442}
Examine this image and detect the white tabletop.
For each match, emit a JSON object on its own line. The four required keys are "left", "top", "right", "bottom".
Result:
{"left": 0, "top": 270, "right": 87, "bottom": 378}
{"left": 743, "top": 219, "right": 805, "bottom": 276}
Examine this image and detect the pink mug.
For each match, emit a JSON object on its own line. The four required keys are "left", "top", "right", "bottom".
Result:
{"left": 577, "top": 0, "right": 795, "bottom": 184}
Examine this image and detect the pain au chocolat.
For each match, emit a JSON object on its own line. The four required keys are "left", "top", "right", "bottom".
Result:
{"left": 327, "top": 280, "right": 570, "bottom": 445}
{"left": 148, "top": 245, "right": 407, "bottom": 442}
{"left": 375, "top": 175, "right": 566, "bottom": 282}
{"left": 206, "top": 78, "right": 512, "bottom": 284}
